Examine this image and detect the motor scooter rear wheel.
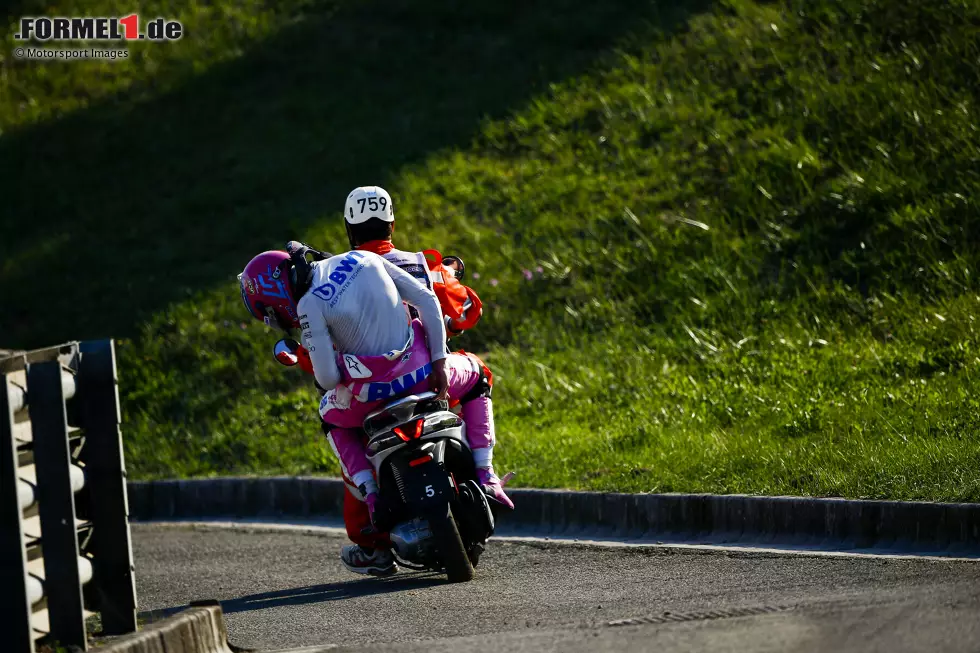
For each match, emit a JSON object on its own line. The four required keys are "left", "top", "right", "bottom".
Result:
{"left": 428, "top": 504, "right": 474, "bottom": 583}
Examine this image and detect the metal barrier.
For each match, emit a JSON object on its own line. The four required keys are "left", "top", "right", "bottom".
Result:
{"left": 1, "top": 340, "right": 137, "bottom": 652}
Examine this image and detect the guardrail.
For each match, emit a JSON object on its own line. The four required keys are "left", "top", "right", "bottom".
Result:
{"left": 1, "top": 340, "right": 137, "bottom": 652}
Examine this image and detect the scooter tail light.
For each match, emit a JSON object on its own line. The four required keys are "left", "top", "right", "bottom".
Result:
{"left": 393, "top": 418, "right": 424, "bottom": 442}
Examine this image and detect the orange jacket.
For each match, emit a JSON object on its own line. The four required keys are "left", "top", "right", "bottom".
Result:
{"left": 420, "top": 249, "right": 483, "bottom": 337}
{"left": 357, "top": 240, "right": 483, "bottom": 337}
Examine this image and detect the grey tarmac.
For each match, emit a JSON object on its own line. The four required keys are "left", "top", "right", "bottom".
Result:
{"left": 132, "top": 523, "right": 980, "bottom": 652}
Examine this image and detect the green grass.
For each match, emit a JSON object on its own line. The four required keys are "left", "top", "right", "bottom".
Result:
{"left": 3, "top": 0, "right": 980, "bottom": 501}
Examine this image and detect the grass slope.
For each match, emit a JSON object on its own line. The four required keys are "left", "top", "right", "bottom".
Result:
{"left": 3, "top": 0, "right": 980, "bottom": 500}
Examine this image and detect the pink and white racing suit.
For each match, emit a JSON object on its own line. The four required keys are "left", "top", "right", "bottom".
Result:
{"left": 297, "top": 250, "right": 496, "bottom": 504}
{"left": 319, "top": 320, "right": 494, "bottom": 499}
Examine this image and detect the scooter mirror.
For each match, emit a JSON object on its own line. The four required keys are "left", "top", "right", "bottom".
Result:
{"left": 442, "top": 255, "right": 465, "bottom": 281}
{"left": 273, "top": 338, "right": 301, "bottom": 366}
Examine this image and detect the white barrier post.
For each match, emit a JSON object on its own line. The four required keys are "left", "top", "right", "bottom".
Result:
{"left": 2, "top": 341, "right": 137, "bottom": 652}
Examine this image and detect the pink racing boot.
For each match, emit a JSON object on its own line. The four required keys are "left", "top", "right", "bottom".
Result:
{"left": 477, "top": 467, "right": 515, "bottom": 510}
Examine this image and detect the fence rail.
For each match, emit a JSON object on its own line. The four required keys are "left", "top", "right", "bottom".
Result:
{"left": 1, "top": 340, "right": 137, "bottom": 652}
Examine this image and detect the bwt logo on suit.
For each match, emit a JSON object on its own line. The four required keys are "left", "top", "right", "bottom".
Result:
{"left": 15, "top": 15, "right": 183, "bottom": 42}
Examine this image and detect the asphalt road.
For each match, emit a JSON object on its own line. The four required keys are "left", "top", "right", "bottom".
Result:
{"left": 132, "top": 523, "right": 980, "bottom": 652}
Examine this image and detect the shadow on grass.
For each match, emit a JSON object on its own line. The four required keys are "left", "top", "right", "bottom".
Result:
{"left": 0, "top": 0, "right": 713, "bottom": 349}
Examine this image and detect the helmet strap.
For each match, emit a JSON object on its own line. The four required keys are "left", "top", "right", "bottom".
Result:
{"left": 263, "top": 305, "right": 289, "bottom": 334}
{"left": 345, "top": 223, "right": 357, "bottom": 250}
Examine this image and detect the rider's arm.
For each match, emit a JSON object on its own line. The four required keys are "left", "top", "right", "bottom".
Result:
{"left": 297, "top": 293, "right": 343, "bottom": 391}
{"left": 380, "top": 255, "right": 448, "bottom": 363}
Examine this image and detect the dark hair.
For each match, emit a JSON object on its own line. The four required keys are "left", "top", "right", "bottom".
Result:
{"left": 346, "top": 218, "right": 394, "bottom": 247}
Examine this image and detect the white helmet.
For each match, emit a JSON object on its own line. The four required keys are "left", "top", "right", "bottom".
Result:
{"left": 344, "top": 186, "right": 394, "bottom": 224}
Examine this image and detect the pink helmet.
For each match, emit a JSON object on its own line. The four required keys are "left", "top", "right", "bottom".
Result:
{"left": 239, "top": 251, "right": 300, "bottom": 330}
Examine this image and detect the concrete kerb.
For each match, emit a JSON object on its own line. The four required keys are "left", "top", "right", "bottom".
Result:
{"left": 99, "top": 604, "right": 233, "bottom": 653}
{"left": 126, "top": 477, "right": 980, "bottom": 555}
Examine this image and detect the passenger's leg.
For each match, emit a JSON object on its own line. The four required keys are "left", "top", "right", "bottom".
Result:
{"left": 323, "top": 423, "right": 397, "bottom": 574}
{"left": 444, "top": 353, "right": 513, "bottom": 509}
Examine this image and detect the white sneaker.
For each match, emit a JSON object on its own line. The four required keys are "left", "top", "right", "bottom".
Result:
{"left": 340, "top": 544, "right": 398, "bottom": 577}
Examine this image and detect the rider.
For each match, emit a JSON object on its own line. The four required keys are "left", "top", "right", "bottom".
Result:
{"left": 239, "top": 189, "right": 511, "bottom": 576}
{"left": 343, "top": 185, "right": 483, "bottom": 339}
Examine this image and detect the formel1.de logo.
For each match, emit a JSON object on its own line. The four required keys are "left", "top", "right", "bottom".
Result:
{"left": 14, "top": 15, "right": 183, "bottom": 42}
